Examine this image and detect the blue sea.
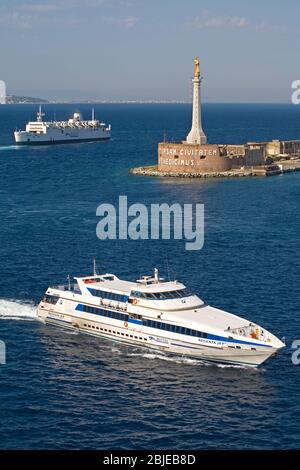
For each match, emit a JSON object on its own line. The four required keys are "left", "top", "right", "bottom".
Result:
{"left": 0, "top": 103, "right": 300, "bottom": 449}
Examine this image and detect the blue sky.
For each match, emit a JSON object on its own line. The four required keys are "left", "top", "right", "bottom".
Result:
{"left": 0, "top": 0, "right": 299, "bottom": 101}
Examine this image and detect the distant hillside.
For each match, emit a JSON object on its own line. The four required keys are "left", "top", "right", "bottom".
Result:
{"left": 5, "top": 95, "right": 49, "bottom": 104}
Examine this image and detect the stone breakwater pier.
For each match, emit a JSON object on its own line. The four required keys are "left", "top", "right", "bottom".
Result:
{"left": 131, "top": 160, "right": 300, "bottom": 178}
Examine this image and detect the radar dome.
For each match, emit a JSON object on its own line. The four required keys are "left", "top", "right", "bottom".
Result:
{"left": 73, "top": 112, "right": 82, "bottom": 121}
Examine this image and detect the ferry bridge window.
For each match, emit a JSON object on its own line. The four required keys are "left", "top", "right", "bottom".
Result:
{"left": 152, "top": 292, "right": 165, "bottom": 299}
{"left": 136, "top": 289, "right": 192, "bottom": 300}
{"left": 44, "top": 295, "right": 59, "bottom": 305}
{"left": 173, "top": 289, "right": 191, "bottom": 298}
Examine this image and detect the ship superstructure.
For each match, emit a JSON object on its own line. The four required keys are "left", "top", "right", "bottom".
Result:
{"left": 14, "top": 107, "right": 111, "bottom": 145}
{"left": 37, "top": 267, "right": 285, "bottom": 367}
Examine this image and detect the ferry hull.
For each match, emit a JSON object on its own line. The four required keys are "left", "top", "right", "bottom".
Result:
{"left": 14, "top": 136, "right": 110, "bottom": 145}
{"left": 37, "top": 305, "right": 278, "bottom": 368}
{"left": 14, "top": 133, "right": 110, "bottom": 145}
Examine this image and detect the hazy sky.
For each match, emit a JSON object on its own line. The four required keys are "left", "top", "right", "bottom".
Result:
{"left": 0, "top": 0, "right": 299, "bottom": 102}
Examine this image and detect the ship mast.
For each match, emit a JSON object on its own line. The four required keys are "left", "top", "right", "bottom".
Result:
{"left": 93, "top": 256, "right": 98, "bottom": 276}
{"left": 37, "top": 104, "right": 45, "bottom": 122}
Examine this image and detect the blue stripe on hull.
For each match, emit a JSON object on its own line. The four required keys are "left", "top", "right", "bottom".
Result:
{"left": 15, "top": 136, "right": 110, "bottom": 146}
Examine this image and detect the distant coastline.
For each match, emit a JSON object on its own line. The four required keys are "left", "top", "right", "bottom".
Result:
{"left": 5, "top": 95, "right": 49, "bottom": 104}
{"left": 3, "top": 97, "right": 190, "bottom": 105}
{"left": 2, "top": 99, "right": 295, "bottom": 105}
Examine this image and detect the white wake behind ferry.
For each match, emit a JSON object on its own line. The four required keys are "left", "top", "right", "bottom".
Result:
{"left": 14, "top": 106, "right": 111, "bottom": 145}
{"left": 37, "top": 267, "right": 285, "bottom": 367}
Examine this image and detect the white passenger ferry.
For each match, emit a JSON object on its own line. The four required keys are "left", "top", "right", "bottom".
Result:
{"left": 14, "top": 106, "right": 111, "bottom": 145}
{"left": 37, "top": 266, "right": 285, "bottom": 367}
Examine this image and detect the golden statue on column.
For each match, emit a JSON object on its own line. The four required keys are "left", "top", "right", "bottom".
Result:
{"left": 194, "top": 57, "right": 200, "bottom": 79}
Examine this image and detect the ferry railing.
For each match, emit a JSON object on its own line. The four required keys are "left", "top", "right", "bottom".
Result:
{"left": 53, "top": 284, "right": 81, "bottom": 293}
{"left": 227, "top": 324, "right": 272, "bottom": 342}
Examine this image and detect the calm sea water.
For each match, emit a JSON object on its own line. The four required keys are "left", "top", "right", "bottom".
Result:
{"left": 0, "top": 103, "right": 300, "bottom": 449}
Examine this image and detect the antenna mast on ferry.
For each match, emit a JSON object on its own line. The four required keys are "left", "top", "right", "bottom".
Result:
{"left": 37, "top": 104, "right": 45, "bottom": 122}
{"left": 93, "top": 257, "right": 97, "bottom": 276}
